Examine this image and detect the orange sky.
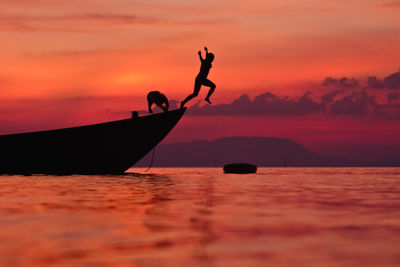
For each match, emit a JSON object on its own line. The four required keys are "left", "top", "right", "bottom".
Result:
{"left": 1, "top": 0, "right": 400, "bottom": 99}
{"left": 1, "top": 0, "right": 400, "bottom": 159}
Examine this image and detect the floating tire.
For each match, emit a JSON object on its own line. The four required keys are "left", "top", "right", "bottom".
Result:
{"left": 223, "top": 163, "right": 257, "bottom": 174}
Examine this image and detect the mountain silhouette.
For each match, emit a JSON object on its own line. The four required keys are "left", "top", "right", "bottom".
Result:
{"left": 135, "top": 137, "right": 354, "bottom": 167}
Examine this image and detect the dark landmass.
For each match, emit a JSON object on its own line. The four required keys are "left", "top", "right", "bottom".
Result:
{"left": 135, "top": 136, "right": 398, "bottom": 167}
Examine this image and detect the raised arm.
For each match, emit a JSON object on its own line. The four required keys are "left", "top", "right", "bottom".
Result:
{"left": 198, "top": 50, "right": 204, "bottom": 62}
{"left": 204, "top": 46, "right": 208, "bottom": 55}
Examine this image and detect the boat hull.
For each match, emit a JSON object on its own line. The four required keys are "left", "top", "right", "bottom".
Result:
{"left": 0, "top": 108, "right": 186, "bottom": 175}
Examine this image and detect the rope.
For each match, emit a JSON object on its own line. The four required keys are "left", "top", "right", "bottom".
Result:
{"left": 145, "top": 147, "right": 156, "bottom": 172}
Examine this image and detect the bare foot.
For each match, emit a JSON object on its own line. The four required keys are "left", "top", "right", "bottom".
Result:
{"left": 205, "top": 98, "right": 212, "bottom": 104}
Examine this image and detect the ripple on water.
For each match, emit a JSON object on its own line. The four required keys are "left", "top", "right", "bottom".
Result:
{"left": 0, "top": 168, "right": 400, "bottom": 266}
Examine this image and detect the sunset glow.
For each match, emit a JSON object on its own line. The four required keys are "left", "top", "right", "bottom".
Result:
{"left": 1, "top": 0, "right": 400, "bottom": 159}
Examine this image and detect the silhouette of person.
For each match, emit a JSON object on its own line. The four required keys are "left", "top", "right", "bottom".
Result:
{"left": 181, "top": 46, "right": 215, "bottom": 108}
{"left": 147, "top": 91, "right": 169, "bottom": 113}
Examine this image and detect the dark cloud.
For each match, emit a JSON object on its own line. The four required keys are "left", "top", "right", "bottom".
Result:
{"left": 187, "top": 92, "right": 325, "bottom": 116}
{"left": 323, "top": 77, "right": 358, "bottom": 88}
{"left": 383, "top": 71, "right": 400, "bottom": 89}
{"left": 330, "top": 91, "right": 375, "bottom": 115}
{"left": 367, "top": 76, "right": 384, "bottom": 89}
{"left": 368, "top": 71, "right": 400, "bottom": 90}
{"left": 321, "top": 90, "right": 342, "bottom": 104}
{"left": 387, "top": 92, "right": 400, "bottom": 103}
{"left": 340, "top": 77, "right": 359, "bottom": 87}
{"left": 185, "top": 89, "right": 400, "bottom": 119}
{"left": 323, "top": 70, "right": 400, "bottom": 91}
{"left": 323, "top": 77, "right": 338, "bottom": 86}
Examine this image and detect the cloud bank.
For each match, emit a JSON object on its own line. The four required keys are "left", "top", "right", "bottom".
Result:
{"left": 187, "top": 92, "right": 324, "bottom": 116}
{"left": 368, "top": 72, "right": 400, "bottom": 89}
{"left": 186, "top": 70, "right": 400, "bottom": 119}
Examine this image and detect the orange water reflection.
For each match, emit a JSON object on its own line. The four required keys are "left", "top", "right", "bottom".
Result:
{"left": 1, "top": 168, "right": 400, "bottom": 266}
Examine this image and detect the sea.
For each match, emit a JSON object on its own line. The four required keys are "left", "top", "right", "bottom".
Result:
{"left": 0, "top": 168, "right": 400, "bottom": 267}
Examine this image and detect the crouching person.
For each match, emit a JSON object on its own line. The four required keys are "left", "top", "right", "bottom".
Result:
{"left": 147, "top": 91, "right": 169, "bottom": 113}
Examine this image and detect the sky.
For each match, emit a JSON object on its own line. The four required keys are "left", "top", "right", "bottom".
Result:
{"left": 1, "top": 0, "right": 400, "bottom": 160}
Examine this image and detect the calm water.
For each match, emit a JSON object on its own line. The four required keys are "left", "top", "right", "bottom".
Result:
{"left": 0, "top": 168, "right": 400, "bottom": 266}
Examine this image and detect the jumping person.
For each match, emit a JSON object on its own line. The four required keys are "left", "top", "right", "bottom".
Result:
{"left": 147, "top": 91, "right": 169, "bottom": 113}
{"left": 181, "top": 46, "right": 215, "bottom": 108}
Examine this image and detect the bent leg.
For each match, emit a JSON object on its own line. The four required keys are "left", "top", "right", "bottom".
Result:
{"left": 181, "top": 78, "right": 202, "bottom": 108}
{"left": 203, "top": 79, "right": 216, "bottom": 104}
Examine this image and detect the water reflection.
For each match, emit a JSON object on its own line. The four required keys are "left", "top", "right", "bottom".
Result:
{"left": 0, "top": 168, "right": 400, "bottom": 266}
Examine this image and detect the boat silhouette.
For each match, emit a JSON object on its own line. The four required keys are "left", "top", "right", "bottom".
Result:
{"left": 0, "top": 108, "right": 186, "bottom": 175}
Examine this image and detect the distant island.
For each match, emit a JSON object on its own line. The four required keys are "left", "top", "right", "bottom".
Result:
{"left": 134, "top": 137, "right": 400, "bottom": 167}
